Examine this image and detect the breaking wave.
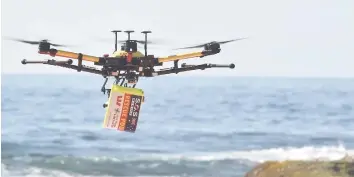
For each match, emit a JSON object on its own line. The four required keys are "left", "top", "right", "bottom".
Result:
{"left": 2, "top": 144, "right": 353, "bottom": 177}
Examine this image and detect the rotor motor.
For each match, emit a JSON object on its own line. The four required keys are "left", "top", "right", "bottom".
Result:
{"left": 38, "top": 41, "right": 51, "bottom": 53}
{"left": 204, "top": 42, "right": 221, "bottom": 53}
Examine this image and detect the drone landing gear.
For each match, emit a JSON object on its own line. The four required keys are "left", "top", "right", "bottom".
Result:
{"left": 101, "top": 77, "right": 109, "bottom": 95}
{"left": 174, "top": 60, "right": 179, "bottom": 74}
{"left": 117, "top": 78, "right": 137, "bottom": 88}
{"left": 101, "top": 77, "right": 137, "bottom": 97}
{"left": 101, "top": 72, "right": 139, "bottom": 108}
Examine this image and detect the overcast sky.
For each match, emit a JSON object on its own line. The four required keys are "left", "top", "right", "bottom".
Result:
{"left": 1, "top": 0, "right": 354, "bottom": 77}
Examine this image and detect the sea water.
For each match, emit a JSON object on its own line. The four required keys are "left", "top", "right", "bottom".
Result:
{"left": 2, "top": 74, "right": 354, "bottom": 177}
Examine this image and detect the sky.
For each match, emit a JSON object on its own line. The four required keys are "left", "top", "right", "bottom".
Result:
{"left": 1, "top": 0, "right": 354, "bottom": 77}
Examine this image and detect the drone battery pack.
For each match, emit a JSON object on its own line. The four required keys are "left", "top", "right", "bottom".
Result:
{"left": 103, "top": 84, "right": 144, "bottom": 133}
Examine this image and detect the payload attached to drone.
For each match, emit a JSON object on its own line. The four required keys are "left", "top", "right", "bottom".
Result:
{"left": 14, "top": 30, "right": 245, "bottom": 133}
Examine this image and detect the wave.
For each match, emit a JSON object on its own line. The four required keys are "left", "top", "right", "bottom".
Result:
{"left": 72, "top": 143, "right": 353, "bottom": 163}
{"left": 180, "top": 143, "right": 352, "bottom": 163}
{"left": 2, "top": 144, "right": 353, "bottom": 177}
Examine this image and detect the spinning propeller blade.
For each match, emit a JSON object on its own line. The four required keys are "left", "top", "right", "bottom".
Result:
{"left": 118, "top": 39, "right": 157, "bottom": 45}
{"left": 118, "top": 40, "right": 148, "bottom": 44}
{"left": 5, "top": 37, "right": 69, "bottom": 47}
{"left": 174, "top": 37, "right": 247, "bottom": 50}
{"left": 94, "top": 35, "right": 167, "bottom": 46}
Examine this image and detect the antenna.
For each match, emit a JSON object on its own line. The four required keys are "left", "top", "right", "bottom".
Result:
{"left": 124, "top": 30, "right": 135, "bottom": 41}
{"left": 141, "top": 30, "right": 151, "bottom": 57}
{"left": 111, "top": 30, "right": 122, "bottom": 51}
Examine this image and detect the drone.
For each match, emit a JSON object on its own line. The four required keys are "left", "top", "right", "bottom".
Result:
{"left": 12, "top": 30, "right": 246, "bottom": 132}
{"left": 16, "top": 30, "right": 245, "bottom": 93}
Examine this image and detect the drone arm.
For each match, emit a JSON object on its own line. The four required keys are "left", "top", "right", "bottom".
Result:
{"left": 157, "top": 49, "right": 219, "bottom": 63}
{"left": 22, "top": 59, "right": 73, "bottom": 65}
{"left": 39, "top": 49, "right": 100, "bottom": 63}
{"left": 21, "top": 58, "right": 105, "bottom": 75}
{"left": 49, "top": 61, "right": 104, "bottom": 75}
{"left": 157, "top": 51, "right": 204, "bottom": 62}
{"left": 155, "top": 63, "right": 235, "bottom": 75}
{"left": 55, "top": 50, "right": 100, "bottom": 62}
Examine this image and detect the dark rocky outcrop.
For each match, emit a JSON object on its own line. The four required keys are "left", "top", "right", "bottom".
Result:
{"left": 245, "top": 155, "right": 354, "bottom": 177}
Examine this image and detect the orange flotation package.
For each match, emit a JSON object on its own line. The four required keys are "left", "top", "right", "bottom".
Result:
{"left": 102, "top": 84, "right": 144, "bottom": 133}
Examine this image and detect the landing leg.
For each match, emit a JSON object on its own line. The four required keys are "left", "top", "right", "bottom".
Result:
{"left": 101, "top": 77, "right": 108, "bottom": 94}
{"left": 118, "top": 78, "right": 125, "bottom": 86}
{"left": 174, "top": 60, "right": 179, "bottom": 73}
{"left": 102, "top": 76, "right": 138, "bottom": 109}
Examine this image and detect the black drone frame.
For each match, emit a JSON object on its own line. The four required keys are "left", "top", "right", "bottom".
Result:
{"left": 20, "top": 30, "right": 236, "bottom": 96}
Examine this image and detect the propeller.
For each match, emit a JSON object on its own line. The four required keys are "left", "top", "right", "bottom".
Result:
{"left": 174, "top": 37, "right": 247, "bottom": 50}
{"left": 118, "top": 39, "right": 154, "bottom": 45}
{"left": 118, "top": 38, "right": 171, "bottom": 45}
{"left": 95, "top": 37, "right": 164, "bottom": 45}
{"left": 4, "top": 37, "right": 69, "bottom": 47}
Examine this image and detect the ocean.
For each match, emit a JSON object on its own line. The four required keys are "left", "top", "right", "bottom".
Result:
{"left": 2, "top": 74, "right": 354, "bottom": 177}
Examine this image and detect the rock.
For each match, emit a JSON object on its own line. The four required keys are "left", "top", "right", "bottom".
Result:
{"left": 244, "top": 156, "right": 354, "bottom": 177}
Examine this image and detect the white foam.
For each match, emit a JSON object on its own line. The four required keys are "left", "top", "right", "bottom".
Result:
{"left": 2, "top": 163, "right": 171, "bottom": 177}
{"left": 1, "top": 164, "right": 78, "bottom": 177}
{"left": 3, "top": 144, "right": 354, "bottom": 176}
{"left": 76, "top": 144, "right": 354, "bottom": 164}
{"left": 142, "top": 143, "right": 354, "bottom": 163}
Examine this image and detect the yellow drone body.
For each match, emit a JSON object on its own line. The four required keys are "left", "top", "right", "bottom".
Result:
{"left": 111, "top": 50, "right": 145, "bottom": 58}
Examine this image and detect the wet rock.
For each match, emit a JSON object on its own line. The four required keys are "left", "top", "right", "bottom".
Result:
{"left": 244, "top": 156, "right": 354, "bottom": 177}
